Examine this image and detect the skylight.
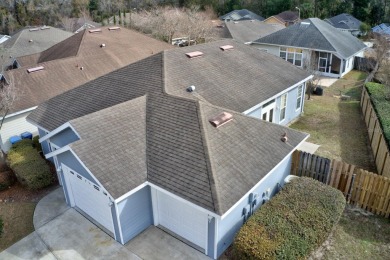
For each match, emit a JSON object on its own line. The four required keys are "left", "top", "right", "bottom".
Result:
{"left": 29, "top": 28, "right": 39, "bottom": 32}
{"left": 89, "top": 29, "right": 102, "bottom": 33}
{"left": 185, "top": 51, "right": 203, "bottom": 58}
{"left": 220, "top": 45, "right": 234, "bottom": 51}
{"left": 209, "top": 112, "right": 233, "bottom": 128}
{"left": 108, "top": 27, "right": 121, "bottom": 31}
{"left": 27, "top": 66, "right": 44, "bottom": 73}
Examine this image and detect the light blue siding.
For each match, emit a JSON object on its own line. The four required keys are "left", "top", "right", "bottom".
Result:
{"left": 38, "top": 128, "right": 53, "bottom": 162}
{"left": 111, "top": 204, "right": 122, "bottom": 243}
{"left": 216, "top": 155, "right": 293, "bottom": 258}
{"left": 117, "top": 186, "right": 153, "bottom": 244}
{"left": 57, "top": 151, "right": 98, "bottom": 185}
{"left": 49, "top": 127, "right": 79, "bottom": 147}
{"left": 246, "top": 83, "right": 306, "bottom": 126}
{"left": 207, "top": 217, "right": 216, "bottom": 258}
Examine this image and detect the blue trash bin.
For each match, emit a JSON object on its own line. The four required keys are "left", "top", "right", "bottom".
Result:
{"left": 21, "top": 131, "right": 33, "bottom": 140}
{"left": 9, "top": 136, "right": 22, "bottom": 145}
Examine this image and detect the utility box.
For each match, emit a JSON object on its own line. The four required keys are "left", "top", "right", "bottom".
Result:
{"left": 9, "top": 136, "right": 22, "bottom": 145}
{"left": 20, "top": 132, "right": 33, "bottom": 140}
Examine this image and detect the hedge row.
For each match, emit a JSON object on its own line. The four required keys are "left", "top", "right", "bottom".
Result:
{"left": 366, "top": 83, "right": 390, "bottom": 146}
{"left": 232, "top": 177, "right": 346, "bottom": 260}
{"left": 7, "top": 139, "right": 52, "bottom": 190}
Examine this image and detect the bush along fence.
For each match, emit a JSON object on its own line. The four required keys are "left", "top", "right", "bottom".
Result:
{"left": 361, "top": 87, "right": 390, "bottom": 178}
{"left": 291, "top": 150, "right": 390, "bottom": 218}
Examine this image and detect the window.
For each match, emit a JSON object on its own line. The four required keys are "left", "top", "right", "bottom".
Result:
{"left": 280, "top": 94, "right": 287, "bottom": 122}
{"left": 296, "top": 85, "right": 303, "bottom": 110}
{"left": 279, "top": 47, "right": 303, "bottom": 67}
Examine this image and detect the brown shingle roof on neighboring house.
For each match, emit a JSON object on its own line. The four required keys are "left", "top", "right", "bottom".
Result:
{"left": 5, "top": 26, "right": 173, "bottom": 114}
{"left": 275, "top": 11, "right": 299, "bottom": 23}
{"left": 225, "top": 20, "right": 284, "bottom": 43}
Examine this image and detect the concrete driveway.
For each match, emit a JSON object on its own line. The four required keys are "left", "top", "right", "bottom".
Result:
{"left": 0, "top": 187, "right": 210, "bottom": 260}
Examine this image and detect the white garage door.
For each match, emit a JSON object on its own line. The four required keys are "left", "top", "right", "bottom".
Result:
{"left": 63, "top": 165, "right": 114, "bottom": 233}
{"left": 157, "top": 190, "right": 208, "bottom": 250}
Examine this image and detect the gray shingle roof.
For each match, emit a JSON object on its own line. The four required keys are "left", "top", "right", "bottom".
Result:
{"left": 225, "top": 20, "right": 284, "bottom": 43}
{"left": 63, "top": 90, "right": 307, "bottom": 214}
{"left": 164, "top": 39, "right": 311, "bottom": 112}
{"left": 325, "top": 13, "right": 362, "bottom": 30}
{"left": 253, "top": 18, "right": 367, "bottom": 59}
{"left": 220, "top": 9, "right": 264, "bottom": 21}
{"left": 28, "top": 40, "right": 309, "bottom": 214}
{"left": 70, "top": 96, "right": 148, "bottom": 199}
{"left": 0, "top": 26, "right": 73, "bottom": 68}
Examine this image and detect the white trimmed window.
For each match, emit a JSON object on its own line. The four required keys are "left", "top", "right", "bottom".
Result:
{"left": 280, "top": 47, "right": 303, "bottom": 67}
{"left": 280, "top": 93, "right": 287, "bottom": 122}
{"left": 296, "top": 85, "right": 303, "bottom": 110}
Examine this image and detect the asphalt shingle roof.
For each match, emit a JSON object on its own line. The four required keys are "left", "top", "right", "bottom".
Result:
{"left": 28, "top": 40, "right": 309, "bottom": 214}
{"left": 220, "top": 9, "right": 264, "bottom": 21}
{"left": 225, "top": 20, "right": 284, "bottom": 43}
{"left": 164, "top": 39, "right": 311, "bottom": 112}
{"left": 253, "top": 18, "right": 366, "bottom": 59}
{"left": 325, "top": 13, "right": 362, "bottom": 30}
{"left": 0, "top": 26, "right": 73, "bottom": 69}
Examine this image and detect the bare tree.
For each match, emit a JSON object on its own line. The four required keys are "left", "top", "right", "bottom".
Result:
{"left": 303, "top": 51, "right": 321, "bottom": 100}
{"left": 366, "top": 33, "right": 390, "bottom": 83}
{"left": 60, "top": 16, "right": 76, "bottom": 32}
{"left": 0, "top": 80, "right": 18, "bottom": 130}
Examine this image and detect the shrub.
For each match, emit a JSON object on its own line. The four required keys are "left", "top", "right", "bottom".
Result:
{"left": 7, "top": 139, "right": 52, "bottom": 190}
{"left": 32, "top": 136, "right": 42, "bottom": 153}
{"left": 366, "top": 83, "right": 390, "bottom": 145}
{"left": 0, "top": 171, "right": 15, "bottom": 191}
{"left": 232, "top": 177, "right": 346, "bottom": 260}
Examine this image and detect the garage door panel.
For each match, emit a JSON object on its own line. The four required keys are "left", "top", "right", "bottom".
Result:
{"left": 65, "top": 167, "right": 114, "bottom": 233}
{"left": 157, "top": 191, "right": 207, "bottom": 249}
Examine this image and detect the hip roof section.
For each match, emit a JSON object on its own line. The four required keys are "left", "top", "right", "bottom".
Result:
{"left": 254, "top": 18, "right": 366, "bottom": 59}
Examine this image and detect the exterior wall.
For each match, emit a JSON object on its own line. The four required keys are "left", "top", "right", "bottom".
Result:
{"left": 117, "top": 186, "right": 153, "bottom": 244}
{"left": 264, "top": 17, "right": 285, "bottom": 26}
{"left": 216, "top": 154, "right": 293, "bottom": 258}
{"left": 38, "top": 128, "right": 53, "bottom": 162}
{"left": 251, "top": 43, "right": 280, "bottom": 56}
{"left": 246, "top": 83, "right": 306, "bottom": 126}
{"left": 57, "top": 150, "right": 98, "bottom": 185}
{"left": 0, "top": 111, "right": 38, "bottom": 152}
{"left": 341, "top": 56, "right": 355, "bottom": 77}
{"left": 49, "top": 127, "right": 79, "bottom": 147}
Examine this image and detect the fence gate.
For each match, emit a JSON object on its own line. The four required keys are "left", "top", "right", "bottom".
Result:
{"left": 291, "top": 151, "right": 331, "bottom": 184}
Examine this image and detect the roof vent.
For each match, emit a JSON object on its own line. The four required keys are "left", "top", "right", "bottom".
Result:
{"left": 281, "top": 132, "right": 288, "bottom": 142}
{"left": 234, "top": 21, "right": 239, "bottom": 24}
{"left": 40, "top": 26, "right": 50, "bottom": 30}
{"left": 108, "top": 27, "right": 121, "bottom": 31}
{"left": 220, "top": 45, "right": 234, "bottom": 51}
{"left": 100, "top": 43, "right": 106, "bottom": 48}
{"left": 209, "top": 112, "right": 233, "bottom": 128}
{"left": 28, "top": 39, "right": 33, "bottom": 43}
{"left": 27, "top": 66, "right": 44, "bottom": 73}
{"left": 29, "top": 28, "right": 39, "bottom": 32}
{"left": 89, "top": 29, "right": 102, "bottom": 33}
{"left": 185, "top": 51, "right": 203, "bottom": 58}
{"left": 187, "top": 85, "right": 195, "bottom": 92}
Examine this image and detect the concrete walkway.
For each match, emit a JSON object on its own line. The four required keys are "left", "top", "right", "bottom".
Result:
{"left": 297, "top": 141, "right": 320, "bottom": 154}
{"left": 0, "top": 187, "right": 211, "bottom": 260}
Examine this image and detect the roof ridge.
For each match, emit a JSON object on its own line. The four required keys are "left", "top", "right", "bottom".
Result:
{"left": 75, "top": 29, "right": 87, "bottom": 57}
{"left": 195, "top": 101, "right": 218, "bottom": 213}
{"left": 310, "top": 18, "right": 337, "bottom": 53}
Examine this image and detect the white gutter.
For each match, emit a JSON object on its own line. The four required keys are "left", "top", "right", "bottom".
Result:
{"left": 0, "top": 106, "right": 37, "bottom": 120}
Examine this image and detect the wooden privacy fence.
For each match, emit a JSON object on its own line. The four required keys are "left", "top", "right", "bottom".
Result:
{"left": 360, "top": 87, "right": 390, "bottom": 178}
{"left": 291, "top": 150, "right": 390, "bottom": 217}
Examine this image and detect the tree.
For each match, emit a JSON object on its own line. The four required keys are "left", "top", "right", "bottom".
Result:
{"left": 0, "top": 80, "right": 18, "bottom": 130}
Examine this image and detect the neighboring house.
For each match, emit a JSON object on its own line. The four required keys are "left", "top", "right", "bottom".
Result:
{"left": 325, "top": 13, "right": 363, "bottom": 36}
{"left": 0, "top": 26, "right": 73, "bottom": 71}
{"left": 252, "top": 18, "right": 367, "bottom": 78}
{"left": 65, "top": 17, "right": 102, "bottom": 33}
{"left": 0, "top": 26, "right": 172, "bottom": 152}
{"left": 27, "top": 39, "right": 310, "bottom": 259}
{"left": 264, "top": 11, "right": 299, "bottom": 27}
{"left": 0, "top": 34, "right": 11, "bottom": 44}
{"left": 224, "top": 20, "right": 284, "bottom": 43}
{"left": 220, "top": 9, "right": 264, "bottom": 21}
{"left": 372, "top": 23, "right": 390, "bottom": 36}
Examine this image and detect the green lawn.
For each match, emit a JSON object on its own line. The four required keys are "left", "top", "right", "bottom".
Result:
{"left": 290, "top": 71, "right": 376, "bottom": 172}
